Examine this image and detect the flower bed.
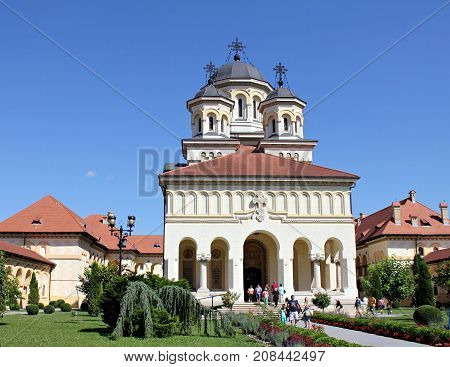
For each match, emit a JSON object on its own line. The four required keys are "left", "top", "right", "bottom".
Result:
{"left": 228, "top": 313, "right": 360, "bottom": 347}
{"left": 312, "top": 313, "right": 450, "bottom": 347}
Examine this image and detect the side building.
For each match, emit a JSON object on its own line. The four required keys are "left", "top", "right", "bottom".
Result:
{"left": 0, "top": 195, "right": 163, "bottom": 307}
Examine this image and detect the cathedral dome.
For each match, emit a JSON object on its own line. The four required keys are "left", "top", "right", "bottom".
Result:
{"left": 213, "top": 60, "right": 267, "bottom": 82}
{"left": 194, "top": 84, "right": 229, "bottom": 99}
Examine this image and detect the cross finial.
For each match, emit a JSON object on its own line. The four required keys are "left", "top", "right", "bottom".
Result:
{"left": 203, "top": 61, "right": 217, "bottom": 83}
{"left": 228, "top": 37, "right": 245, "bottom": 61}
{"left": 273, "top": 62, "right": 288, "bottom": 88}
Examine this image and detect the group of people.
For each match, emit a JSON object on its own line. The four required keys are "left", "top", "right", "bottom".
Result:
{"left": 246, "top": 281, "right": 285, "bottom": 307}
{"left": 354, "top": 296, "right": 392, "bottom": 316}
{"left": 247, "top": 283, "right": 314, "bottom": 329}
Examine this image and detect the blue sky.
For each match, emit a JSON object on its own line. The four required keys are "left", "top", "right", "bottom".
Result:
{"left": 0, "top": 0, "right": 449, "bottom": 234}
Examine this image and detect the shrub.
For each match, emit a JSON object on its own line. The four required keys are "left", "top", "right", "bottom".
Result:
{"left": 44, "top": 305, "right": 55, "bottom": 314}
{"left": 56, "top": 299, "right": 65, "bottom": 308}
{"left": 60, "top": 303, "right": 72, "bottom": 312}
{"left": 221, "top": 291, "right": 240, "bottom": 310}
{"left": 152, "top": 308, "right": 179, "bottom": 338}
{"left": 38, "top": 303, "right": 45, "bottom": 309}
{"left": 413, "top": 305, "right": 443, "bottom": 326}
{"left": 26, "top": 304, "right": 39, "bottom": 315}
{"left": 413, "top": 255, "right": 435, "bottom": 307}
{"left": 312, "top": 292, "right": 331, "bottom": 311}
{"left": 28, "top": 273, "right": 39, "bottom": 305}
{"left": 49, "top": 301, "right": 57, "bottom": 307}
{"left": 9, "top": 302, "right": 20, "bottom": 311}
{"left": 80, "top": 301, "right": 88, "bottom": 311}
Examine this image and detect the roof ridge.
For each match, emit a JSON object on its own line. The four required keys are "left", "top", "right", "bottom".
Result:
{"left": 51, "top": 196, "right": 87, "bottom": 232}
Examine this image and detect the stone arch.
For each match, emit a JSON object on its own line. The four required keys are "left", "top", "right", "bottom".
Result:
{"left": 293, "top": 238, "right": 312, "bottom": 291}
{"left": 288, "top": 192, "right": 299, "bottom": 215}
{"left": 234, "top": 192, "right": 244, "bottom": 212}
{"left": 323, "top": 238, "right": 344, "bottom": 291}
{"left": 267, "top": 192, "right": 276, "bottom": 211}
{"left": 334, "top": 193, "right": 345, "bottom": 215}
{"left": 166, "top": 192, "right": 173, "bottom": 215}
{"left": 179, "top": 239, "right": 197, "bottom": 290}
{"left": 185, "top": 191, "right": 197, "bottom": 215}
{"left": 210, "top": 192, "right": 220, "bottom": 215}
{"left": 277, "top": 192, "right": 287, "bottom": 212}
{"left": 221, "top": 192, "right": 232, "bottom": 215}
{"left": 234, "top": 92, "right": 248, "bottom": 119}
{"left": 198, "top": 192, "right": 208, "bottom": 215}
{"left": 15, "top": 268, "right": 23, "bottom": 284}
{"left": 323, "top": 193, "right": 333, "bottom": 215}
{"left": 300, "top": 192, "right": 310, "bottom": 215}
{"left": 174, "top": 191, "right": 185, "bottom": 215}
{"left": 311, "top": 193, "right": 321, "bottom": 215}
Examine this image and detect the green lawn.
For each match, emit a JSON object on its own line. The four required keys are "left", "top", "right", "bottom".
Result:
{"left": 0, "top": 311, "right": 262, "bottom": 347}
{"left": 378, "top": 307, "right": 448, "bottom": 327}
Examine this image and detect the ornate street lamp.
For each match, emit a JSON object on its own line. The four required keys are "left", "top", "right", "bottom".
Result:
{"left": 106, "top": 211, "right": 136, "bottom": 275}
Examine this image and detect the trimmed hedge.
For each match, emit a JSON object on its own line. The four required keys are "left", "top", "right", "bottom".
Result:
{"left": 60, "top": 303, "right": 72, "bottom": 312}
{"left": 413, "top": 305, "right": 443, "bottom": 326}
{"left": 26, "top": 304, "right": 39, "bottom": 315}
{"left": 55, "top": 299, "right": 65, "bottom": 308}
{"left": 228, "top": 313, "right": 360, "bottom": 347}
{"left": 312, "top": 313, "right": 450, "bottom": 347}
{"left": 44, "top": 305, "right": 55, "bottom": 314}
{"left": 38, "top": 303, "right": 45, "bottom": 310}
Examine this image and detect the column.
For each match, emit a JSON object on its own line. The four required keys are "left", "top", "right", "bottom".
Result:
{"left": 280, "top": 257, "right": 294, "bottom": 297}
{"left": 229, "top": 245, "right": 244, "bottom": 301}
{"left": 196, "top": 253, "right": 211, "bottom": 295}
{"left": 336, "top": 261, "right": 342, "bottom": 291}
{"left": 329, "top": 261, "right": 337, "bottom": 290}
{"left": 311, "top": 253, "right": 324, "bottom": 291}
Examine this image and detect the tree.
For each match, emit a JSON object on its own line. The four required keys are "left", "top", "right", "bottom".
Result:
{"left": 361, "top": 257, "right": 414, "bottom": 304}
{"left": 413, "top": 254, "right": 435, "bottom": 307}
{"left": 78, "top": 262, "right": 117, "bottom": 316}
{"left": 221, "top": 291, "right": 240, "bottom": 310}
{"left": 312, "top": 292, "right": 331, "bottom": 312}
{"left": 28, "top": 273, "right": 39, "bottom": 305}
{"left": 6, "top": 273, "right": 21, "bottom": 309}
{"left": 432, "top": 261, "right": 450, "bottom": 289}
{"left": 0, "top": 252, "right": 8, "bottom": 315}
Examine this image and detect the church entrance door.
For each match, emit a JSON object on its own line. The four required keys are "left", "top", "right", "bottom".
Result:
{"left": 243, "top": 240, "right": 267, "bottom": 302}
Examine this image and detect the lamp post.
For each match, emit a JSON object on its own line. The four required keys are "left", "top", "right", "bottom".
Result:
{"left": 106, "top": 211, "right": 136, "bottom": 275}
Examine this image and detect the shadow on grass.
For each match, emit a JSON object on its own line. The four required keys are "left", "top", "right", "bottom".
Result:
{"left": 0, "top": 322, "right": 7, "bottom": 326}
{"left": 79, "top": 327, "right": 112, "bottom": 337}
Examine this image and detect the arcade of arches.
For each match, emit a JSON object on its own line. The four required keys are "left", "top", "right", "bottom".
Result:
{"left": 178, "top": 233, "right": 345, "bottom": 297}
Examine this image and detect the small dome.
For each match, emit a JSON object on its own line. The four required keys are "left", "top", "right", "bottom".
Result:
{"left": 194, "top": 84, "right": 229, "bottom": 99}
{"left": 213, "top": 61, "right": 267, "bottom": 82}
{"left": 265, "top": 87, "right": 295, "bottom": 100}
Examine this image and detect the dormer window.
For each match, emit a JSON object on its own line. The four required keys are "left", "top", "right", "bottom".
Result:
{"left": 31, "top": 219, "right": 42, "bottom": 225}
{"left": 411, "top": 216, "right": 419, "bottom": 227}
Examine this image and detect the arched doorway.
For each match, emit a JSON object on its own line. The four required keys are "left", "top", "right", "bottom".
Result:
{"left": 293, "top": 239, "right": 312, "bottom": 291}
{"left": 243, "top": 232, "right": 278, "bottom": 301}
{"left": 179, "top": 239, "right": 197, "bottom": 290}
{"left": 208, "top": 239, "right": 228, "bottom": 291}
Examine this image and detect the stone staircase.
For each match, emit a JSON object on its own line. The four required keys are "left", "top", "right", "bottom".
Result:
{"left": 220, "top": 302, "right": 278, "bottom": 315}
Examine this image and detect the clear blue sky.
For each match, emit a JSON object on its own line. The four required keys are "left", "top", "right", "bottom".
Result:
{"left": 1, "top": 0, "right": 449, "bottom": 235}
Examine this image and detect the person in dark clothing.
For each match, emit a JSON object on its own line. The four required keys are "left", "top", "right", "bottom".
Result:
{"left": 272, "top": 287, "right": 280, "bottom": 307}
{"left": 287, "top": 295, "right": 301, "bottom": 325}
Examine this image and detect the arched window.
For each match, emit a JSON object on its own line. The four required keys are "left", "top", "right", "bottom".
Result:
{"left": 238, "top": 98, "right": 243, "bottom": 117}
{"left": 279, "top": 153, "right": 283, "bottom": 158}
{"left": 217, "top": 152, "right": 222, "bottom": 157}
{"left": 294, "top": 121, "right": 298, "bottom": 133}
{"left": 198, "top": 117, "right": 202, "bottom": 133}
{"left": 286, "top": 153, "right": 291, "bottom": 159}
{"left": 418, "top": 247, "right": 424, "bottom": 256}
{"left": 209, "top": 116, "right": 214, "bottom": 131}
{"left": 433, "top": 247, "right": 439, "bottom": 252}
{"left": 283, "top": 117, "right": 288, "bottom": 131}
{"left": 209, "top": 152, "right": 214, "bottom": 159}
{"left": 221, "top": 119, "right": 224, "bottom": 133}
{"left": 294, "top": 153, "right": 299, "bottom": 160}
{"left": 272, "top": 119, "right": 276, "bottom": 133}
{"left": 253, "top": 100, "right": 257, "bottom": 119}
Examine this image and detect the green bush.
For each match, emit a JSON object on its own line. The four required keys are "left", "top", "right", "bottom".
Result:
{"left": 44, "top": 305, "right": 55, "bottom": 314}
{"left": 221, "top": 291, "right": 240, "bottom": 310}
{"left": 28, "top": 273, "right": 40, "bottom": 305}
{"left": 38, "top": 303, "right": 45, "bottom": 309}
{"left": 56, "top": 299, "right": 65, "bottom": 308}
{"left": 413, "top": 305, "right": 443, "bottom": 326}
{"left": 413, "top": 255, "right": 435, "bottom": 307}
{"left": 60, "top": 303, "right": 72, "bottom": 312}
{"left": 312, "top": 292, "right": 331, "bottom": 311}
{"left": 80, "top": 301, "right": 88, "bottom": 311}
{"left": 152, "top": 308, "right": 179, "bottom": 338}
{"left": 9, "top": 302, "right": 20, "bottom": 311}
{"left": 49, "top": 301, "right": 57, "bottom": 307}
{"left": 26, "top": 304, "right": 39, "bottom": 315}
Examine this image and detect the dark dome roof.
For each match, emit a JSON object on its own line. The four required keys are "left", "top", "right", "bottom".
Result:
{"left": 213, "top": 61, "right": 267, "bottom": 82}
{"left": 194, "top": 84, "right": 229, "bottom": 99}
{"left": 265, "top": 87, "right": 296, "bottom": 100}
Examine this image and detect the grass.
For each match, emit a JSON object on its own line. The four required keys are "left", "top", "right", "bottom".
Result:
{"left": 370, "top": 307, "right": 448, "bottom": 327}
{"left": 0, "top": 311, "right": 262, "bottom": 347}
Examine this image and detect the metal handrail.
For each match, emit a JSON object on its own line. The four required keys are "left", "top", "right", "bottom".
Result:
{"left": 196, "top": 293, "right": 227, "bottom": 308}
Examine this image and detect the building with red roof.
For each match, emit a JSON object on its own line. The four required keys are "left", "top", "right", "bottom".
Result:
{"left": 0, "top": 195, "right": 163, "bottom": 308}
{"left": 158, "top": 40, "right": 360, "bottom": 307}
{"left": 355, "top": 190, "right": 450, "bottom": 277}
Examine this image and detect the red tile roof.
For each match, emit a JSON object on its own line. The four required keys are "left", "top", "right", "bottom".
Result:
{"left": 424, "top": 248, "right": 450, "bottom": 264}
{"left": 0, "top": 240, "right": 55, "bottom": 266}
{"left": 161, "top": 145, "right": 359, "bottom": 179}
{"left": 84, "top": 214, "right": 163, "bottom": 255}
{"left": 0, "top": 195, "right": 89, "bottom": 234}
{"left": 356, "top": 197, "right": 450, "bottom": 245}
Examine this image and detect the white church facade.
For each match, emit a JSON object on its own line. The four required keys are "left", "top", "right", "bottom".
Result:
{"left": 159, "top": 40, "right": 359, "bottom": 303}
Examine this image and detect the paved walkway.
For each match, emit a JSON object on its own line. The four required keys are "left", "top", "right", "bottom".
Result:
{"left": 314, "top": 323, "right": 429, "bottom": 347}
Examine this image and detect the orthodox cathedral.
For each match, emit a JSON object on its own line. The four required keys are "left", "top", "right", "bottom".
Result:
{"left": 159, "top": 39, "right": 360, "bottom": 303}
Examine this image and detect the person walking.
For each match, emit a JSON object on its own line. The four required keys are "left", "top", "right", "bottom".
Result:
{"left": 386, "top": 300, "right": 392, "bottom": 315}
{"left": 378, "top": 298, "right": 385, "bottom": 315}
{"left": 262, "top": 288, "right": 269, "bottom": 305}
{"left": 287, "top": 295, "right": 301, "bottom": 326}
{"left": 354, "top": 297, "right": 362, "bottom": 317}
{"left": 272, "top": 286, "right": 280, "bottom": 307}
{"left": 303, "top": 305, "right": 313, "bottom": 329}
{"left": 280, "top": 304, "right": 287, "bottom": 324}
{"left": 368, "top": 296, "right": 376, "bottom": 315}
{"left": 335, "top": 299, "right": 343, "bottom": 313}
{"left": 247, "top": 285, "right": 254, "bottom": 303}
{"left": 255, "top": 284, "right": 262, "bottom": 302}
{"left": 278, "top": 283, "right": 285, "bottom": 302}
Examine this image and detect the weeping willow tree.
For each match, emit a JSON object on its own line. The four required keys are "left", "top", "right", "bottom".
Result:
{"left": 111, "top": 281, "right": 233, "bottom": 339}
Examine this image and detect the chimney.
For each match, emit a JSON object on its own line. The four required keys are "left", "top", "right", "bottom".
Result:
{"left": 440, "top": 202, "right": 448, "bottom": 225}
{"left": 359, "top": 213, "right": 367, "bottom": 220}
{"left": 409, "top": 190, "right": 416, "bottom": 203}
{"left": 392, "top": 202, "right": 401, "bottom": 225}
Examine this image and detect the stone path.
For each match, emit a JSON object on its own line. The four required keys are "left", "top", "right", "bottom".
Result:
{"left": 314, "top": 323, "right": 430, "bottom": 347}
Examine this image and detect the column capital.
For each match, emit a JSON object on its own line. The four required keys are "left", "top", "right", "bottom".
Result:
{"left": 196, "top": 253, "right": 211, "bottom": 261}
{"left": 310, "top": 252, "right": 325, "bottom": 262}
